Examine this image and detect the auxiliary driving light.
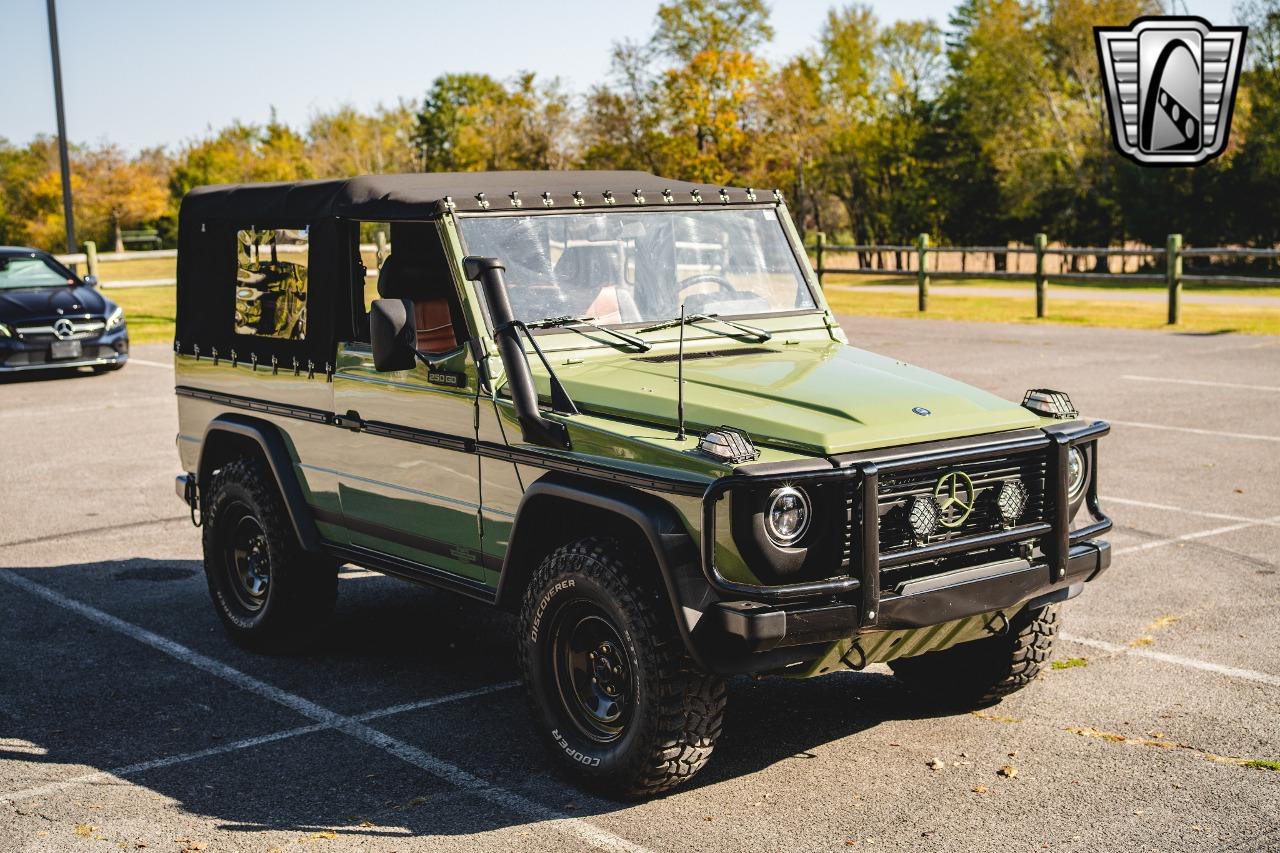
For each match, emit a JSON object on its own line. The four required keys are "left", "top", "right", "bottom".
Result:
{"left": 1021, "top": 388, "right": 1078, "bottom": 419}
{"left": 907, "top": 495, "right": 940, "bottom": 543}
{"left": 996, "top": 480, "right": 1029, "bottom": 526}
{"left": 765, "top": 486, "right": 811, "bottom": 546}
{"left": 698, "top": 427, "right": 759, "bottom": 463}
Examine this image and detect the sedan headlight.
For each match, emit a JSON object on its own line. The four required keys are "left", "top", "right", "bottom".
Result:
{"left": 0, "top": 323, "right": 12, "bottom": 338}
{"left": 105, "top": 305, "right": 125, "bottom": 330}
{"left": 765, "top": 486, "right": 811, "bottom": 546}
{"left": 1066, "top": 446, "right": 1087, "bottom": 499}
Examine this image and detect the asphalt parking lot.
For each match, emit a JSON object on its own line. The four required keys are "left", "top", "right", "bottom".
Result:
{"left": 2, "top": 317, "right": 1278, "bottom": 852}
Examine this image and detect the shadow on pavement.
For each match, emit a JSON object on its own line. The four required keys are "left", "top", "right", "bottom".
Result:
{"left": 1, "top": 558, "right": 953, "bottom": 841}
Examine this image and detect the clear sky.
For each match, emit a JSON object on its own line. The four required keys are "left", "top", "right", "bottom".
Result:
{"left": 1, "top": 0, "right": 1239, "bottom": 153}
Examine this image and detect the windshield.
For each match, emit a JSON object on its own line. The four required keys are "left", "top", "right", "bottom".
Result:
{"left": 456, "top": 208, "right": 815, "bottom": 325}
{"left": 0, "top": 255, "right": 76, "bottom": 290}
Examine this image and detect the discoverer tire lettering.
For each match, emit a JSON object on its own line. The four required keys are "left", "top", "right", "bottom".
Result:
{"left": 518, "top": 537, "right": 726, "bottom": 798}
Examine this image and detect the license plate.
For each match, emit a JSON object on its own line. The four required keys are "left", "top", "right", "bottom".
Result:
{"left": 50, "top": 340, "right": 82, "bottom": 360}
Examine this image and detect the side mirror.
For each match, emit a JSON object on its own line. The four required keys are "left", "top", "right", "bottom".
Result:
{"left": 369, "top": 298, "right": 418, "bottom": 372}
{"left": 82, "top": 275, "right": 98, "bottom": 288}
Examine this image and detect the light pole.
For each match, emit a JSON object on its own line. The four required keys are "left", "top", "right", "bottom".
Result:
{"left": 46, "top": 0, "right": 77, "bottom": 255}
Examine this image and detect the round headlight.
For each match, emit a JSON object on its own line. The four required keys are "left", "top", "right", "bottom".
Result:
{"left": 1066, "top": 446, "right": 1087, "bottom": 499}
{"left": 765, "top": 486, "right": 811, "bottom": 546}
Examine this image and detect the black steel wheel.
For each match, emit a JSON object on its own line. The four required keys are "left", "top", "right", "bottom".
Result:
{"left": 550, "top": 603, "right": 634, "bottom": 743}
{"left": 201, "top": 455, "right": 336, "bottom": 651}
{"left": 219, "top": 501, "right": 271, "bottom": 613}
{"left": 518, "top": 537, "right": 726, "bottom": 798}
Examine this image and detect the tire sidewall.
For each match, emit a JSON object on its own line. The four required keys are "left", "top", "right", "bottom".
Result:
{"left": 521, "top": 565, "right": 654, "bottom": 784}
{"left": 203, "top": 471, "right": 285, "bottom": 633}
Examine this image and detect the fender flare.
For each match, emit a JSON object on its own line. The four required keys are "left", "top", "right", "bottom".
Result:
{"left": 198, "top": 413, "right": 323, "bottom": 552}
{"left": 496, "top": 473, "right": 718, "bottom": 668}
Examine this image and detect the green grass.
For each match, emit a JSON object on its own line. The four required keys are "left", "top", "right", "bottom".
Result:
{"left": 109, "top": 285, "right": 176, "bottom": 344}
{"left": 92, "top": 256, "right": 176, "bottom": 283}
{"left": 107, "top": 272, "right": 1280, "bottom": 347}
{"left": 1051, "top": 657, "right": 1089, "bottom": 670}
{"left": 1245, "top": 759, "right": 1280, "bottom": 772}
{"left": 821, "top": 285, "right": 1280, "bottom": 336}
{"left": 822, "top": 273, "right": 1280, "bottom": 298}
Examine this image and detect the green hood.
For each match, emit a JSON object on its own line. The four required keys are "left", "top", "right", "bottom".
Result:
{"left": 549, "top": 341, "right": 1042, "bottom": 455}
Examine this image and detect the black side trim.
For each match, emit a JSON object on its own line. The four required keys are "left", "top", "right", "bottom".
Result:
{"left": 323, "top": 541, "right": 497, "bottom": 603}
{"left": 314, "top": 506, "right": 502, "bottom": 572}
{"left": 178, "top": 385, "right": 332, "bottom": 424}
{"left": 476, "top": 441, "right": 708, "bottom": 496}
{"left": 178, "top": 384, "right": 707, "bottom": 496}
{"left": 362, "top": 420, "right": 475, "bottom": 453}
{"left": 198, "top": 414, "right": 323, "bottom": 552}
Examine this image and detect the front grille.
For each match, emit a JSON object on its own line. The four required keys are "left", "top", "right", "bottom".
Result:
{"left": 859, "top": 450, "right": 1048, "bottom": 583}
{"left": 16, "top": 320, "right": 106, "bottom": 342}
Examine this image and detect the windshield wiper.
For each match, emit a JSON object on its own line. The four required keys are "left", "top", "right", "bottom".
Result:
{"left": 526, "top": 316, "right": 652, "bottom": 352}
{"left": 638, "top": 313, "right": 772, "bottom": 343}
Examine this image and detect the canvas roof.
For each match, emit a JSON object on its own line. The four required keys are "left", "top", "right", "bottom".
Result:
{"left": 180, "top": 170, "right": 769, "bottom": 222}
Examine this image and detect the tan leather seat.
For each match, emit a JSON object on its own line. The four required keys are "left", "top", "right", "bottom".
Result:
{"left": 377, "top": 253, "right": 459, "bottom": 353}
{"left": 413, "top": 298, "right": 457, "bottom": 352}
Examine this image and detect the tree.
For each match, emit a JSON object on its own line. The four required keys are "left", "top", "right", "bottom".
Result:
{"left": 308, "top": 101, "right": 419, "bottom": 176}
{"left": 414, "top": 73, "right": 506, "bottom": 172}
{"left": 78, "top": 145, "right": 171, "bottom": 251}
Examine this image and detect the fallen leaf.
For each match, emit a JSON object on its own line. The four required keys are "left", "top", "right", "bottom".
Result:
{"left": 75, "top": 825, "right": 94, "bottom": 838}
{"left": 972, "top": 785, "right": 988, "bottom": 794}
{"left": 312, "top": 831, "right": 337, "bottom": 840}
{"left": 998, "top": 765, "right": 1017, "bottom": 778}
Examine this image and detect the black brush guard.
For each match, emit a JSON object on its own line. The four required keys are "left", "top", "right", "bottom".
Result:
{"left": 699, "top": 421, "right": 1112, "bottom": 646}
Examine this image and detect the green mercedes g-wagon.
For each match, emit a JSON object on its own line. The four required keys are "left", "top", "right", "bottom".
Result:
{"left": 172, "top": 171, "right": 1111, "bottom": 797}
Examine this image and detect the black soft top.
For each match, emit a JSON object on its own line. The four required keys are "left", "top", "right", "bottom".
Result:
{"left": 180, "top": 170, "right": 769, "bottom": 223}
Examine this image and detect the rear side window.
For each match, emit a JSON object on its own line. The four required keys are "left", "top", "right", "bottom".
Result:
{"left": 235, "top": 228, "right": 308, "bottom": 340}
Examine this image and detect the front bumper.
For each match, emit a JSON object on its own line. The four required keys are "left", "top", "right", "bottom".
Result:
{"left": 693, "top": 420, "right": 1113, "bottom": 672}
{"left": 710, "top": 539, "right": 1109, "bottom": 655}
{"left": 0, "top": 324, "right": 129, "bottom": 372}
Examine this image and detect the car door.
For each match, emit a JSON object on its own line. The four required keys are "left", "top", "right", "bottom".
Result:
{"left": 330, "top": 339, "right": 487, "bottom": 584}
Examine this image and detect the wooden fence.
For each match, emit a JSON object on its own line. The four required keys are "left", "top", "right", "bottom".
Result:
{"left": 813, "top": 233, "right": 1280, "bottom": 324}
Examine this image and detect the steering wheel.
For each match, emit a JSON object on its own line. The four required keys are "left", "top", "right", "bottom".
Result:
{"left": 677, "top": 272, "right": 740, "bottom": 299}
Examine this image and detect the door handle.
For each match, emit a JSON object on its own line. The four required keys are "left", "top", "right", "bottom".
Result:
{"left": 333, "top": 410, "right": 363, "bottom": 431}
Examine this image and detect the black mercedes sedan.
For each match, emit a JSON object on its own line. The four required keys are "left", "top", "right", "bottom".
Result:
{"left": 0, "top": 247, "right": 128, "bottom": 374}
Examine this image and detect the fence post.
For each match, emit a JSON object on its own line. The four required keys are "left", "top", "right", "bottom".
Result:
{"left": 375, "top": 230, "right": 389, "bottom": 268}
{"left": 815, "top": 231, "right": 826, "bottom": 289}
{"left": 916, "top": 233, "right": 930, "bottom": 312}
{"left": 1166, "top": 233, "right": 1182, "bottom": 325}
{"left": 1034, "top": 233, "right": 1047, "bottom": 318}
{"left": 83, "top": 240, "right": 98, "bottom": 280}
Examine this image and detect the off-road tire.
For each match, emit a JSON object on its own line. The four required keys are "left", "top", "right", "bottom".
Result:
{"left": 517, "top": 537, "right": 727, "bottom": 798}
{"left": 201, "top": 455, "right": 337, "bottom": 652}
{"left": 888, "top": 603, "right": 1060, "bottom": 708}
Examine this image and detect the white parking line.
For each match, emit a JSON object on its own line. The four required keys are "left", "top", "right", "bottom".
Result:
{"left": 1101, "top": 495, "right": 1280, "bottom": 527}
{"left": 0, "top": 682, "right": 519, "bottom": 804}
{"left": 1107, "top": 419, "right": 1280, "bottom": 443}
{"left": 1113, "top": 516, "right": 1280, "bottom": 556}
{"left": 1061, "top": 633, "right": 1280, "bottom": 688}
{"left": 0, "top": 571, "right": 648, "bottom": 853}
{"left": 1122, "top": 374, "right": 1280, "bottom": 393}
{"left": 126, "top": 358, "right": 174, "bottom": 369}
